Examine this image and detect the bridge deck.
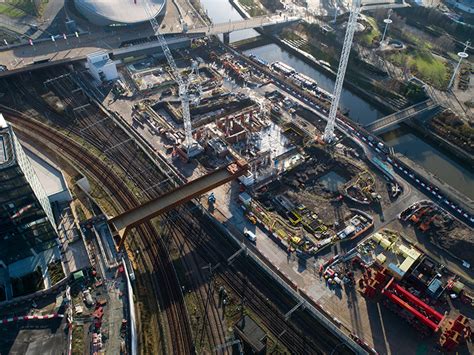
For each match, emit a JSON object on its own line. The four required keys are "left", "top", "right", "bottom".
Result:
{"left": 365, "top": 99, "right": 440, "bottom": 133}
{"left": 109, "top": 160, "right": 248, "bottom": 236}
{"left": 0, "top": 15, "right": 299, "bottom": 77}
{"left": 188, "top": 15, "right": 300, "bottom": 36}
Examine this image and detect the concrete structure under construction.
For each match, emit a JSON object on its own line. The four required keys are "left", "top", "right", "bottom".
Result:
{"left": 74, "top": 0, "right": 167, "bottom": 26}
{"left": 87, "top": 52, "right": 119, "bottom": 83}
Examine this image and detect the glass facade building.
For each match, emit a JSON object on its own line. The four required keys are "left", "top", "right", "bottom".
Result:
{"left": 0, "top": 114, "right": 58, "bottom": 267}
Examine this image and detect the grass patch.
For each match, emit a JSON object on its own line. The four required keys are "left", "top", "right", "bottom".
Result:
{"left": 0, "top": 0, "right": 48, "bottom": 18}
{"left": 71, "top": 324, "right": 85, "bottom": 355}
{"left": 299, "top": 43, "right": 336, "bottom": 66}
{"left": 238, "top": 0, "right": 266, "bottom": 16}
{"left": 281, "top": 30, "right": 303, "bottom": 42}
{"left": 389, "top": 49, "right": 449, "bottom": 89}
{"left": 358, "top": 16, "right": 380, "bottom": 46}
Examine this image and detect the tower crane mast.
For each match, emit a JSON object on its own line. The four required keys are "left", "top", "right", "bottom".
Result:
{"left": 323, "top": 0, "right": 362, "bottom": 142}
{"left": 143, "top": 1, "right": 201, "bottom": 156}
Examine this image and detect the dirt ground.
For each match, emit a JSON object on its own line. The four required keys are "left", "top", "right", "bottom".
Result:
{"left": 429, "top": 223, "right": 474, "bottom": 266}
{"left": 385, "top": 216, "right": 474, "bottom": 275}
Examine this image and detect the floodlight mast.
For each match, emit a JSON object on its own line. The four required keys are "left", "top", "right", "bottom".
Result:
{"left": 143, "top": 0, "right": 194, "bottom": 151}
{"left": 323, "top": 0, "right": 362, "bottom": 143}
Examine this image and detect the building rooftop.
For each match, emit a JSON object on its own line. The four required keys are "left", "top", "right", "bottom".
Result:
{"left": 26, "top": 149, "right": 67, "bottom": 197}
{"left": 0, "top": 113, "right": 7, "bottom": 128}
{"left": 357, "top": 231, "right": 422, "bottom": 279}
{"left": 0, "top": 136, "right": 5, "bottom": 164}
{"left": 0, "top": 114, "right": 13, "bottom": 167}
{"left": 75, "top": 0, "right": 166, "bottom": 26}
{"left": 235, "top": 315, "right": 267, "bottom": 353}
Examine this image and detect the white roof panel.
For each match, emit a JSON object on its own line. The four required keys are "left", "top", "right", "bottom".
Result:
{"left": 76, "top": 0, "right": 166, "bottom": 25}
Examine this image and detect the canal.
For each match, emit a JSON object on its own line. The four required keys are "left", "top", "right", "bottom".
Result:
{"left": 199, "top": 0, "right": 474, "bottom": 199}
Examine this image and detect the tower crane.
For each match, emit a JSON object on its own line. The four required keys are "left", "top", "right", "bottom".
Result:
{"left": 143, "top": 0, "right": 203, "bottom": 157}
{"left": 323, "top": 0, "right": 407, "bottom": 142}
{"left": 323, "top": 0, "right": 362, "bottom": 142}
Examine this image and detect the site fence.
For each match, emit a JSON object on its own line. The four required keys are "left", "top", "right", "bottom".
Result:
{"left": 122, "top": 257, "right": 137, "bottom": 355}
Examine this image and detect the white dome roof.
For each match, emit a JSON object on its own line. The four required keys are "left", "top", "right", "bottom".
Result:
{"left": 75, "top": 0, "right": 166, "bottom": 25}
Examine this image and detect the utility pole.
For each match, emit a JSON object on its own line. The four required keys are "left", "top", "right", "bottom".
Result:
{"left": 448, "top": 41, "right": 470, "bottom": 91}
{"left": 323, "top": 0, "right": 362, "bottom": 142}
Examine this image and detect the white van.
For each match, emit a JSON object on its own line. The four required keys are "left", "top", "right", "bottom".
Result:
{"left": 244, "top": 230, "right": 257, "bottom": 243}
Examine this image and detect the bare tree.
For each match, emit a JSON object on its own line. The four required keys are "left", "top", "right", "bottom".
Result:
{"left": 435, "top": 35, "right": 455, "bottom": 53}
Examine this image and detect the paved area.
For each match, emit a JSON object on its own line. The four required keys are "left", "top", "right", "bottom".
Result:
{"left": 0, "top": 0, "right": 65, "bottom": 39}
{"left": 0, "top": 317, "right": 66, "bottom": 355}
{"left": 25, "top": 148, "right": 66, "bottom": 196}
{"left": 0, "top": 0, "right": 181, "bottom": 72}
{"left": 0, "top": 5, "right": 295, "bottom": 75}
{"left": 210, "top": 185, "right": 473, "bottom": 354}
{"left": 57, "top": 208, "right": 90, "bottom": 276}
{"left": 75, "top": 219, "right": 127, "bottom": 354}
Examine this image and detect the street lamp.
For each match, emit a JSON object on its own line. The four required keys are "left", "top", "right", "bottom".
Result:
{"left": 448, "top": 41, "right": 470, "bottom": 91}
{"left": 380, "top": 10, "right": 392, "bottom": 44}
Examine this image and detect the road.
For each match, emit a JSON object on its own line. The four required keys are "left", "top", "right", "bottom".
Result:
{"left": 0, "top": 10, "right": 298, "bottom": 75}
{"left": 221, "top": 44, "right": 474, "bottom": 283}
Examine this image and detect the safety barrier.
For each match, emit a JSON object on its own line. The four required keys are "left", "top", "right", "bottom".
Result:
{"left": 2, "top": 312, "right": 63, "bottom": 324}
{"left": 122, "top": 258, "right": 137, "bottom": 355}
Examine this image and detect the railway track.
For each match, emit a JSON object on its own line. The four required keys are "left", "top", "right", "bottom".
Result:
{"left": 2, "top": 69, "right": 230, "bottom": 352}
{"left": 1, "top": 69, "right": 358, "bottom": 354}
{"left": 166, "top": 207, "right": 355, "bottom": 354}
{"left": 3, "top": 110, "right": 195, "bottom": 354}
{"left": 12, "top": 69, "right": 229, "bottom": 352}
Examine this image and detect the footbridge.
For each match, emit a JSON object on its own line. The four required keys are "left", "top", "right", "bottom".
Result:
{"left": 109, "top": 160, "right": 248, "bottom": 248}
{"left": 188, "top": 14, "right": 301, "bottom": 43}
{"left": 365, "top": 99, "right": 441, "bottom": 134}
{"left": 0, "top": 14, "right": 299, "bottom": 78}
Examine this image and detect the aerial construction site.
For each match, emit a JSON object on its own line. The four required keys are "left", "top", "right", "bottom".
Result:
{"left": 0, "top": 0, "right": 472, "bottom": 354}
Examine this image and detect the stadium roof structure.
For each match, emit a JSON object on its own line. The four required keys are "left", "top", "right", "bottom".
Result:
{"left": 74, "top": 0, "right": 167, "bottom": 26}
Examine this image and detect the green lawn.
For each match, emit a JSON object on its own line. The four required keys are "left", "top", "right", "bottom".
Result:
{"left": 71, "top": 325, "right": 84, "bottom": 355}
{"left": 239, "top": 0, "right": 265, "bottom": 16}
{"left": 0, "top": 0, "right": 48, "bottom": 18}
{"left": 359, "top": 16, "right": 380, "bottom": 46}
{"left": 282, "top": 30, "right": 303, "bottom": 42}
{"left": 389, "top": 49, "right": 449, "bottom": 89}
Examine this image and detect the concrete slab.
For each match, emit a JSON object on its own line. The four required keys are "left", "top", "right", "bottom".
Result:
{"left": 0, "top": 318, "right": 66, "bottom": 355}
{"left": 25, "top": 149, "right": 66, "bottom": 197}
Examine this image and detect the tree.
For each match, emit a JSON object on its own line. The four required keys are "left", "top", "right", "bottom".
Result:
{"left": 435, "top": 35, "right": 454, "bottom": 53}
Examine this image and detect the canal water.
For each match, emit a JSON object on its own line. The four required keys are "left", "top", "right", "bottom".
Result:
{"left": 199, "top": 0, "right": 474, "bottom": 199}
{"left": 381, "top": 128, "right": 474, "bottom": 199}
